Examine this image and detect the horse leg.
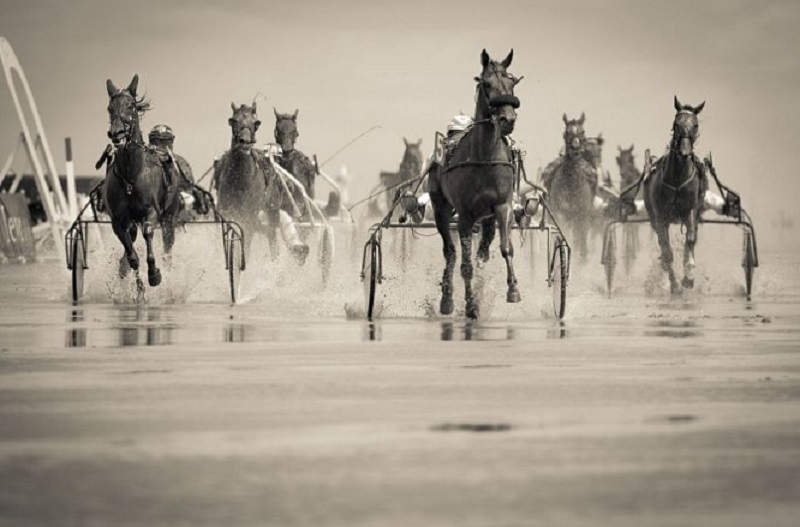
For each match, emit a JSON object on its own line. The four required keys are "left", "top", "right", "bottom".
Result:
{"left": 432, "top": 195, "right": 456, "bottom": 315}
{"left": 682, "top": 213, "right": 698, "bottom": 289}
{"left": 265, "top": 210, "right": 280, "bottom": 261}
{"left": 143, "top": 215, "right": 162, "bottom": 287}
{"left": 654, "top": 221, "right": 679, "bottom": 294}
{"left": 476, "top": 216, "right": 495, "bottom": 265}
{"left": 496, "top": 203, "right": 520, "bottom": 303}
{"left": 458, "top": 215, "right": 478, "bottom": 320}
{"left": 577, "top": 215, "right": 589, "bottom": 262}
{"left": 112, "top": 220, "right": 138, "bottom": 278}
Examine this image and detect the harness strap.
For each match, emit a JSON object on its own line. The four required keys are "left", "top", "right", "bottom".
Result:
{"left": 441, "top": 160, "right": 514, "bottom": 174}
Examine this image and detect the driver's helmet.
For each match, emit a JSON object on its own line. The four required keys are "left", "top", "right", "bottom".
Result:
{"left": 264, "top": 143, "right": 283, "bottom": 158}
{"left": 148, "top": 124, "right": 175, "bottom": 144}
{"left": 447, "top": 114, "right": 473, "bottom": 134}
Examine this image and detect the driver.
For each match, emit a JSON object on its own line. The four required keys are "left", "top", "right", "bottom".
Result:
{"left": 147, "top": 124, "right": 208, "bottom": 214}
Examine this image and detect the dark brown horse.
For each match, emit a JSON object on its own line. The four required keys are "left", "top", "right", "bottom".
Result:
{"left": 617, "top": 144, "right": 639, "bottom": 193}
{"left": 214, "top": 102, "right": 280, "bottom": 258}
{"left": 103, "top": 75, "right": 181, "bottom": 292}
{"left": 364, "top": 138, "right": 424, "bottom": 219}
{"left": 273, "top": 108, "right": 316, "bottom": 217}
{"left": 644, "top": 96, "right": 706, "bottom": 293}
{"left": 546, "top": 113, "right": 597, "bottom": 260}
{"left": 428, "top": 49, "right": 522, "bottom": 319}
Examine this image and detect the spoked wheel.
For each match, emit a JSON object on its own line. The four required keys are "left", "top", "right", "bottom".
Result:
{"left": 743, "top": 230, "right": 756, "bottom": 300}
{"left": 70, "top": 231, "right": 86, "bottom": 303}
{"left": 320, "top": 226, "right": 333, "bottom": 287}
{"left": 602, "top": 227, "right": 617, "bottom": 296}
{"left": 550, "top": 236, "right": 568, "bottom": 320}
{"left": 362, "top": 237, "right": 381, "bottom": 321}
{"left": 227, "top": 236, "right": 242, "bottom": 304}
{"left": 623, "top": 224, "right": 637, "bottom": 275}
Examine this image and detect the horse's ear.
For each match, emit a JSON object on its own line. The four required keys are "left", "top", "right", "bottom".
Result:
{"left": 252, "top": 101, "right": 257, "bottom": 113}
{"left": 106, "top": 79, "right": 118, "bottom": 98}
{"left": 694, "top": 101, "right": 705, "bottom": 114}
{"left": 674, "top": 95, "right": 682, "bottom": 112}
{"left": 403, "top": 137, "right": 410, "bottom": 148}
{"left": 480, "top": 48, "right": 490, "bottom": 68}
{"left": 562, "top": 113, "right": 568, "bottom": 125}
{"left": 274, "top": 107, "right": 280, "bottom": 119}
{"left": 630, "top": 144, "right": 635, "bottom": 151}
{"left": 617, "top": 145, "right": 623, "bottom": 153}
{"left": 597, "top": 134, "right": 604, "bottom": 145}
{"left": 293, "top": 109, "right": 299, "bottom": 120}
{"left": 578, "top": 112, "right": 585, "bottom": 125}
{"left": 126, "top": 75, "right": 139, "bottom": 97}
{"left": 231, "top": 102, "right": 237, "bottom": 113}
{"left": 501, "top": 49, "right": 513, "bottom": 68}
{"left": 417, "top": 138, "right": 423, "bottom": 146}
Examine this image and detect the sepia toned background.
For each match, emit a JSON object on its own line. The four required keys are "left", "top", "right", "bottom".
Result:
{"left": 1, "top": 0, "right": 798, "bottom": 231}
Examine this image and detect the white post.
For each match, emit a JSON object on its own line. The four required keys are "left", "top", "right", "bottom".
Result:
{"left": 64, "top": 137, "right": 77, "bottom": 218}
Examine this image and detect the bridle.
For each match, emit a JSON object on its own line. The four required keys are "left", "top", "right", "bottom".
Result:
{"left": 475, "top": 62, "right": 521, "bottom": 117}
{"left": 108, "top": 91, "right": 142, "bottom": 146}
{"left": 663, "top": 110, "right": 700, "bottom": 194}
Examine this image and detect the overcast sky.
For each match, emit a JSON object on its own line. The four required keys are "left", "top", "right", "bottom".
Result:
{"left": 1, "top": 0, "right": 799, "bottom": 224}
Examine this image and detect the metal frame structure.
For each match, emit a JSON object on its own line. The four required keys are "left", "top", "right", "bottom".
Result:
{"left": 1, "top": 37, "right": 67, "bottom": 256}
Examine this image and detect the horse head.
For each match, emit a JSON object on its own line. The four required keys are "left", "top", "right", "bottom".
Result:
{"left": 616, "top": 144, "right": 635, "bottom": 169}
{"left": 106, "top": 75, "right": 149, "bottom": 145}
{"left": 562, "top": 112, "right": 586, "bottom": 156}
{"left": 274, "top": 108, "right": 299, "bottom": 153}
{"left": 400, "top": 137, "right": 424, "bottom": 177}
{"left": 475, "top": 49, "right": 522, "bottom": 135}
{"left": 228, "top": 102, "right": 261, "bottom": 152}
{"left": 672, "top": 96, "right": 704, "bottom": 157}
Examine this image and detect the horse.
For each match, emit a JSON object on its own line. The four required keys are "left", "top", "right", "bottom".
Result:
{"left": 214, "top": 102, "right": 280, "bottom": 258}
{"left": 617, "top": 144, "right": 640, "bottom": 193}
{"left": 273, "top": 109, "right": 316, "bottom": 216}
{"left": 367, "top": 138, "right": 424, "bottom": 219}
{"left": 428, "top": 49, "right": 522, "bottom": 320}
{"left": 644, "top": 96, "right": 706, "bottom": 294}
{"left": 545, "top": 113, "right": 598, "bottom": 261}
{"left": 103, "top": 75, "right": 181, "bottom": 294}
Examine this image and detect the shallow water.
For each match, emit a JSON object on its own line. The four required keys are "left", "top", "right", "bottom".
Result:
{"left": 1, "top": 223, "right": 799, "bottom": 526}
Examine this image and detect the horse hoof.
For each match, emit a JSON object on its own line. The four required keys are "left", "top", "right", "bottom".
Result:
{"left": 118, "top": 257, "right": 130, "bottom": 279}
{"left": 477, "top": 249, "right": 490, "bottom": 263}
{"left": 466, "top": 304, "right": 479, "bottom": 320}
{"left": 440, "top": 297, "right": 454, "bottom": 315}
{"left": 507, "top": 289, "right": 521, "bottom": 303}
{"left": 670, "top": 281, "right": 681, "bottom": 295}
{"left": 148, "top": 268, "right": 162, "bottom": 287}
{"left": 682, "top": 277, "right": 695, "bottom": 289}
{"left": 128, "top": 255, "right": 139, "bottom": 271}
{"left": 291, "top": 244, "right": 310, "bottom": 266}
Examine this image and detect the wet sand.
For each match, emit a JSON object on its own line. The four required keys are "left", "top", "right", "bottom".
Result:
{"left": 1, "top": 240, "right": 799, "bottom": 526}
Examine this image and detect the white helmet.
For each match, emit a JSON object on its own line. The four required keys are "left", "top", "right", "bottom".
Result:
{"left": 447, "top": 114, "right": 473, "bottom": 133}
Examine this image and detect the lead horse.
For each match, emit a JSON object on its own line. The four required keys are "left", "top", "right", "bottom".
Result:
{"left": 428, "top": 49, "right": 522, "bottom": 319}
{"left": 644, "top": 96, "right": 706, "bottom": 293}
{"left": 103, "top": 75, "right": 181, "bottom": 293}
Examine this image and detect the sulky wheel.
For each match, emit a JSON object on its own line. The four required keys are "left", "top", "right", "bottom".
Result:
{"left": 363, "top": 238, "right": 381, "bottom": 321}
{"left": 550, "top": 236, "right": 568, "bottom": 320}
{"left": 623, "top": 224, "right": 638, "bottom": 275}
{"left": 70, "top": 231, "right": 86, "bottom": 303}
{"left": 320, "top": 226, "right": 333, "bottom": 287}
{"left": 743, "top": 230, "right": 756, "bottom": 300}
{"left": 227, "top": 236, "right": 242, "bottom": 304}
{"left": 602, "top": 227, "right": 617, "bottom": 296}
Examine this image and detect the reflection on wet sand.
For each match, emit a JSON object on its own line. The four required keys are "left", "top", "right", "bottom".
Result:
{"left": 644, "top": 319, "right": 701, "bottom": 339}
{"left": 66, "top": 309, "right": 85, "bottom": 348}
{"left": 66, "top": 306, "right": 175, "bottom": 348}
